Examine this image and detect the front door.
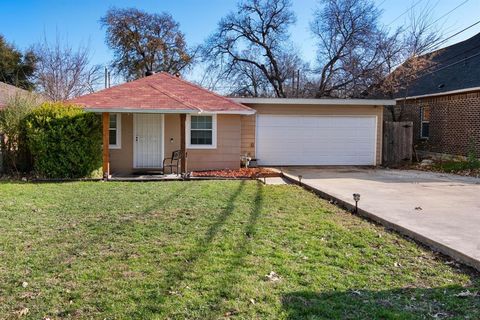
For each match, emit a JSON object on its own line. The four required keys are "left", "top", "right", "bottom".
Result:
{"left": 134, "top": 114, "right": 164, "bottom": 168}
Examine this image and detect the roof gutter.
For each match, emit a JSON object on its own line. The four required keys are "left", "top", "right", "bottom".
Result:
{"left": 84, "top": 108, "right": 197, "bottom": 114}
{"left": 83, "top": 107, "right": 256, "bottom": 115}
{"left": 207, "top": 110, "right": 256, "bottom": 115}
{"left": 396, "top": 86, "right": 480, "bottom": 101}
{"left": 233, "top": 98, "right": 396, "bottom": 105}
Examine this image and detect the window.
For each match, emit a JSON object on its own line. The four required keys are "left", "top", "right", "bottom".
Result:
{"left": 109, "top": 113, "right": 121, "bottom": 149}
{"left": 187, "top": 114, "right": 217, "bottom": 149}
{"left": 420, "top": 106, "right": 430, "bottom": 139}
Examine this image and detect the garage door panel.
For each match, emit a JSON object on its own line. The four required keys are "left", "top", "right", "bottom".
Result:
{"left": 256, "top": 115, "right": 376, "bottom": 166}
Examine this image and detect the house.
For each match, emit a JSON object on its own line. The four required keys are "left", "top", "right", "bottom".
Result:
{"left": 69, "top": 72, "right": 394, "bottom": 177}
{"left": 388, "top": 32, "right": 480, "bottom": 159}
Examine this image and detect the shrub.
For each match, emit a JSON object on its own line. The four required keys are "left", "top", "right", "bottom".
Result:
{"left": 466, "top": 137, "right": 480, "bottom": 169}
{"left": 25, "top": 102, "right": 102, "bottom": 178}
{"left": 0, "top": 92, "right": 42, "bottom": 173}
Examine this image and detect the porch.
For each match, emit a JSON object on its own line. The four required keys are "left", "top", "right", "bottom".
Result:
{"left": 100, "top": 111, "right": 244, "bottom": 178}
{"left": 102, "top": 112, "right": 187, "bottom": 179}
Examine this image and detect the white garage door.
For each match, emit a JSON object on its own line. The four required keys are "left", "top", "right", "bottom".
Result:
{"left": 256, "top": 115, "right": 377, "bottom": 166}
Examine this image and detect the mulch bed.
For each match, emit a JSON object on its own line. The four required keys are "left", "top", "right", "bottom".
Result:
{"left": 191, "top": 168, "right": 281, "bottom": 179}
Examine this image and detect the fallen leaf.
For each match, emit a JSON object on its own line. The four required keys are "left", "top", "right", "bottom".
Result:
{"left": 265, "top": 271, "right": 281, "bottom": 282}
{"left": 224, "top": 309, "right": 239, "bottom": 317}
{"left": 454, "top": 290, "right": 478, "bottom": 297}
{"left": 351, "top": 290, "right": 362, "bottom": 296}
{"left": 17, "top": 308, "right": 29, "bottom": 317}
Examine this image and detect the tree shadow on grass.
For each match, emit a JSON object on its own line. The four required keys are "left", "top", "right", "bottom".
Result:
{"left": 281, "top": 286, "right": 480, "bottom": 320}
{"left": 128, "top": 180, "right": 248, "bottom": 317}
{"left": 207, "top": 181, "right": 264, "bottom": 315}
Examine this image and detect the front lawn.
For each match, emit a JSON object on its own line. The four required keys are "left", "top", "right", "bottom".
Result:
{"left": 0, "top": 181, "right": 478, "bottom": 319}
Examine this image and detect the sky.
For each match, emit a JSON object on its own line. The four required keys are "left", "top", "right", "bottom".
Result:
{"left": 0, "top": 0, "right": 479, "bottom": 86}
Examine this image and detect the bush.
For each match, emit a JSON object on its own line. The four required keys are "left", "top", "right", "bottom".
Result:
{"left": 466, "top": 137, "right": 480, "bottom": 169}
{"left": 25, "top": 102, "right": 102, "bottom": 178}
{"left": 0, "top": 92, "right": 42, "bottom": 173}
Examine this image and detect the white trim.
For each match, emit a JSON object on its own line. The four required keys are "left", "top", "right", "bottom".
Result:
{"left": 162, "top": 115, "right": 165, "bottom": 167}
{"left": 233, "top": 98, "right": 396, "bottom": 106}
{"left": 209, "top": 110, "right": 256, "bottom": 115}
{"left": 108, "top": 113, "right": 121, "bottom": 149}
{"left": 373, "top": 115, "right": 378, "bottom": 166}
{"left": 86, "top": 108, "right": 255, "bottom": 115}
{"left": 255, "top": 114, "right": 378, "bottom": 166}
{"left": 186, "top": 114, "right": 217, "bottom": 149}
{"left": 395, "top": 86, "right": 480, "bottom": 101}
{"left": 133, "top": 114, "right": 137, "bottom": 168}
{"left": 88, "top": 108, "right": 196, "bottom": 114}
{"left": 254, "top": 112, "right": 258, "bottom": 159}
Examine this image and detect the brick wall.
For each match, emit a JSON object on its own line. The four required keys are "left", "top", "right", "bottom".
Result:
{"left": 384, "top": 90, "right": 480, "bottom": 157}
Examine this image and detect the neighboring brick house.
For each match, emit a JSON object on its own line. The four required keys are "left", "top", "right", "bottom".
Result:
{"left": 386, "top": 32, "right": 480, "bottom": 158}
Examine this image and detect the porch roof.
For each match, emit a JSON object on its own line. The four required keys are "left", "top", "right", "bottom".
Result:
{"left": 68, "top": 72, "right": 255, "bottom": 115}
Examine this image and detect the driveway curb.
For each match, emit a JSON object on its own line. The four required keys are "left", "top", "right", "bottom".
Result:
{"left": 281, "top": 172, "right": 480, "bottom": 272}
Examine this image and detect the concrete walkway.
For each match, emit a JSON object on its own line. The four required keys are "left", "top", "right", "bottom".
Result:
{"left": 280, "top": 167, "right": 480, "bottom": 271}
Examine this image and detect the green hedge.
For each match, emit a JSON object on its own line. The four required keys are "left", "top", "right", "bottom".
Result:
{"left": 25, "top": 103, "right": 102, "bottom": 178}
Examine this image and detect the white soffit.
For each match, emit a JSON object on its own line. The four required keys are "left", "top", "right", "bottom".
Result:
{"left": 232, "top": 98, "right": 396, "bottom": 106}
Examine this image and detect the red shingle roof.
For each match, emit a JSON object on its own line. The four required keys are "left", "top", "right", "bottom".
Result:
{"left": 68, "top": 72, "right": 254, "bottom": 114}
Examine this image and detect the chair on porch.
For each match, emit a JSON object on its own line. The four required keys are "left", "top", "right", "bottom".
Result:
{"left": 162, "top": 150, "right": 183, "bottom": 175}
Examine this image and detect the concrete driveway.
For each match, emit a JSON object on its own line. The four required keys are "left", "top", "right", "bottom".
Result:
{"left": 280, "top": 167, "right": 480, "bottom": 270}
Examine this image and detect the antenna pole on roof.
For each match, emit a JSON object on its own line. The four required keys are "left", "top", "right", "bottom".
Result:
{"left": 296, "top": 69, "right": 300, "bottom": 98}
{"left": 108, "top": 71, "right": 111, "bottom": 88}
{"left": 292, "top": 70, "right": 295, "bottom": 96}
{"left": 104, "top": 67, "right": 108, "bottom": 89}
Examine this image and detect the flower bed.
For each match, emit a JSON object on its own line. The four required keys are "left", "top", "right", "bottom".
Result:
{"left": 191, "top": 168, "right": 281, "bottom": 179}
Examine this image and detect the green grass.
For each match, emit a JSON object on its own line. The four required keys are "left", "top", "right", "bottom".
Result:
{"left": 433, "top": 159, "right": 480, "bottom": 173}
{"left": 0, "top": 180, "right": 478, "bottom": 319}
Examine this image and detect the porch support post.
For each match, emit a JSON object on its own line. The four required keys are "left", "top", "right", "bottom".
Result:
{"left": 102, "top": 112, "right": 110, "bottom": 179}
{"left": 180, "top": 114, "right": 187, "bottom": 174}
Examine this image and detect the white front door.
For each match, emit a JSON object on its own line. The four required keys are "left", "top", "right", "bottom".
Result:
{"left": 134, "top": 114, "right": 164, "bottom": 168}
{"left": 256, "top": 115, "right": 377, "bottom": 166}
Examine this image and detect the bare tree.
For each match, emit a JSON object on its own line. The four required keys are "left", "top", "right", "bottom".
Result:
{"left": 203, "top": 0, "right": 302, "bottom": 98}
{"left": 101, "top": 8, "right": 195, "bottom": 80}
{"left": 310, "top": 0, "right": 443, "bottom": 106}
{"left": 33, "top": 36, "right": 102, "bottom": 101}
{"left": 228, "top": 60, "right": 273, "bottom": 97}
{"left": 310, "top": 0, "right": 385, "bottom": 98}
{"left": 372, "top": 5, "right": 443, "bottom": 120}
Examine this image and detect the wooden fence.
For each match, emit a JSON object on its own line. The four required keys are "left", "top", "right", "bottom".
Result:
{"left": 383, "top": 121, "right": 413, "bottom": 167}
